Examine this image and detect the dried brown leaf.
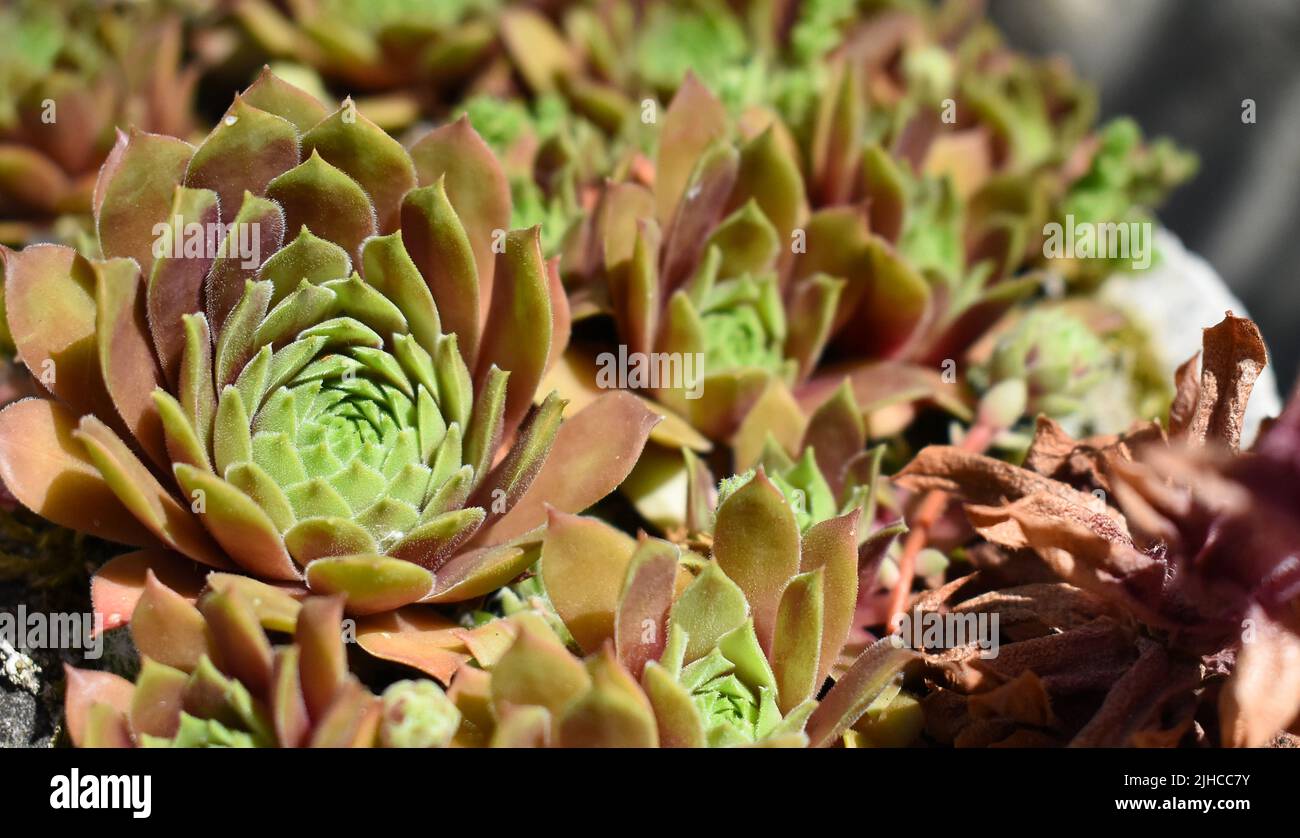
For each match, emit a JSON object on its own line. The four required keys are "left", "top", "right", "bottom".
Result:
{"left": 1185, "top": 313, "right": 1268, "bottom": 451}
{"left": 1071, "top": 639, "right": 1201, "bottom": 747}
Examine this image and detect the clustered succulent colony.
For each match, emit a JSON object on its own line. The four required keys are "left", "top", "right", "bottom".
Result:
{"left": 0, "top": 0, "right": 1294, "bottom": 748}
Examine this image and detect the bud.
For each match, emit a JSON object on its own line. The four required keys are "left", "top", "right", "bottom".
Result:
{"left": 380, "top": 680, "right": 461, "bottom": 748}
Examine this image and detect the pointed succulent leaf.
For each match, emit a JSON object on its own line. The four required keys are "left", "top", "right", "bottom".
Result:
{"left": 0, "top": 399, "right": 159, "bottom": 547}
{"left": 184, "top": 97, "right": 299, "bottom": 224}
{"left": 174, "top": 463, "right": 300, "bottom": 581}
{"left": 130, "top": 658, "right": 188, "bottom": 741}
{"left": 669, "top": 562, "right": 750, "bottom": 664}
{"left": 400, "top": 179, "right": 480, "bottom": 366}
{"left": 771, "top": 569, "right": 825, "bottom": 713}
{"left": 205, "top": 194, "right": 285, "bottom": 333}
{"left": 656, "top": 73, "right": 729, "bottom": 230}
{"left": 615, "top": 537, "right": 680, "bottom": 679}
{"left": 266, "top": 149, "right": 376, "bottom": 263}
{"left": 712, "top": 470, "right": 801, "bottom": 653}
{"left": 63, "top": 666, "right": 135, "bottom": 749}
{"left": 805, "top": 640, "right": 918, "bottom": 748}
{"left": 304, "top": 555, "right": 434, "bottom": 615}
{"left": 3, "top": 245, "right": 117, "bottom": 423}
{"left": 642, "top": 660, "right": 706, "bottom": 748}
{"left": 96, "top": 129, "right": 194, "bottom": 275}
{"left": 479, "top": 391, "right": 660, "bottom": 546}
{"left": 558, "top": 645, "right": 659, "bottom": 748}
{"left": 476, "top": 227, "right": 552, "bottom": 433}
{"left": 490, "top": 622, "right": 591, "bottom": 715}
{"left": 490, "top": 705, "right": 552, "bottom": 748}
{"left": 239, "top": 66, "right": 329, "bottom": 134}
{"left": 800, "top": 511, "right": 861, "bottom": 685}
{"left": 130, "top": 570, "right": 208, "bottom": 673}
{"left": 148, "top": 186, "right": 220, "bottom": 386}
{"left": 91, "top": 550, "right": 207, "bottom": 632}
{"left": 199, "top": 590, "right": 274, "bottom": 699}
{"left": 731, "top": 126, "right": 807, "bottom": 252}
{"left": 75, "top": 416, "right": 228, "bottom": 568}
{"left": 257, "top": 226, "right": 352, "bottom": 307}
{"left": 302, "top": 101, "right": 417, "bottom": 232}
{"left": 540, "top": 510, "right": 637, "bottom": 653}
{"left": 409, "top": 116, "right": 511, "bottom": 303}
{"left": 296, "top": 595, "right": 347, "bottom": 722}
{"left": 359, "top": 232, "right": 441, "bottom": 350}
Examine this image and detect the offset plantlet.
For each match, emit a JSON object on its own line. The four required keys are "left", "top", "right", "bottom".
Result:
{"left": 503, "top": 428, "right": 914, "bottom": 746}
{"left": 63, "top": 572, "right": 461, "bottom": 747}
{"left": 0, "top": 69, "right": 658, "bottom": 625}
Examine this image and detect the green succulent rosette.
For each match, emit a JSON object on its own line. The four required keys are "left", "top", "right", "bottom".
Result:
{"left": 1051, "top": 117, "right": 1199, "bottom": 285}
{"left": 556, "top": 76, "right": 980, "bottom": 423}
{"left": 0, "top": 69, "right": 660, "bottom": 627}
{"left": 63, "top": 571, "right": 462, "bottom": 747}
{"left": 985, "top": 307, "right": 1113, "bottom": 418}
{"left": 963, "top": 300, "right": 1175, "bottom": 437}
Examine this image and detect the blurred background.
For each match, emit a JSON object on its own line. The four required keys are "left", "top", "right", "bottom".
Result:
{"left": 989, "top": 0, "right": 1300, "bottom": 387}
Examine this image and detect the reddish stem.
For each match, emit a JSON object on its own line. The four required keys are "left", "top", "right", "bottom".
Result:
{"left": 885, "top": 420, "right": 997, "bottom": 632}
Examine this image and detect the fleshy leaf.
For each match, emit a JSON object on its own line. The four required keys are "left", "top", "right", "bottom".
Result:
{"left": 131, "top": 570, "right": 208, "bottom": 672}
{"left": 3, "top": 245, "right": 117, "bottom": 423}
{"left": 184, "top": 97, "right": 299, "bottom": 225}
{"left": 400, "top": 179, "right": 480, "bottom": 367}
{"left": 642, "top": 660, "right": 706, "bottom": 748}
{"left": 558, "top": 645, "right": 659, "bottom": 748}
{"left": 266, "top": 149, "right": 376, "bottom": 263}
{"left": 669, "top": 562, "right": 749, "bottom": 664}
{"left": 771, "top": 569, "right": 825, "bottom": 713}
{"left": 540, "top": 510, "right": 636, "bottom": 653}
{"left": 712, "top": 470, "right": 801, "bottom": 653}
{"left": 656, "top": 73, "right": 729, "bottom": 230}
{"left": 96, "top": 129, "right": 194, "bottom": 276}
{"left": 409, "top": 116, "right": 511, "bottom": 307}
{"left": 303, "top": 100, "right": 417, "bottom": 232}
{"left": 478, "top": 391, "right": 660, "bottom": 545}
{"left": 799, "top": 511, "right": 861, "bottom": 685}
{"left": 805, "top": 640, "right": 918, "bottom": 748}
{"left": 490, "top": 622, "right": 591, "bottom": 715}
{"left": 63, "top": 666, "right": 135, "bottom": 749}
{"left": 305, "top": 554, "right": 434, "bottom": 615}
{"left": 476, "top": 227, "right": 552, "bottom": 434}
{"left": 615, "top": 538, "right": 680, "bottom": 679}
{"left": 0, "top": 399, "right": 159, "bottom": 547}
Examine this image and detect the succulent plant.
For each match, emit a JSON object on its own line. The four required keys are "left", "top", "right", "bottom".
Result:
{"left": 549, "top": 76, "right": 981, "bottom": 522}
{"left": 1056, "top": 117, "right": 1198, "bottom": 284}
{"left": 0, "top": 69, "right": 659, "bottom": 629}
{"left": 338, "top": 401, "right": 917, "bottom": 747}
{"left": 977, "top": 305, "right": 1116, "bottom": 420}
{"left": 63, "top": 571, "right": 463, "bottom": 747}
{"left": 411, "top": 473, "right": 915, "bottom": 747}
{"left": 228, "top": 3, "right": 1191, "bottom": 464}
{"left": 0, "top": 0, "right": 208, "bottom": 242}
{"left": 895, "top": 314, "right": 1300, "bottom": 747}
